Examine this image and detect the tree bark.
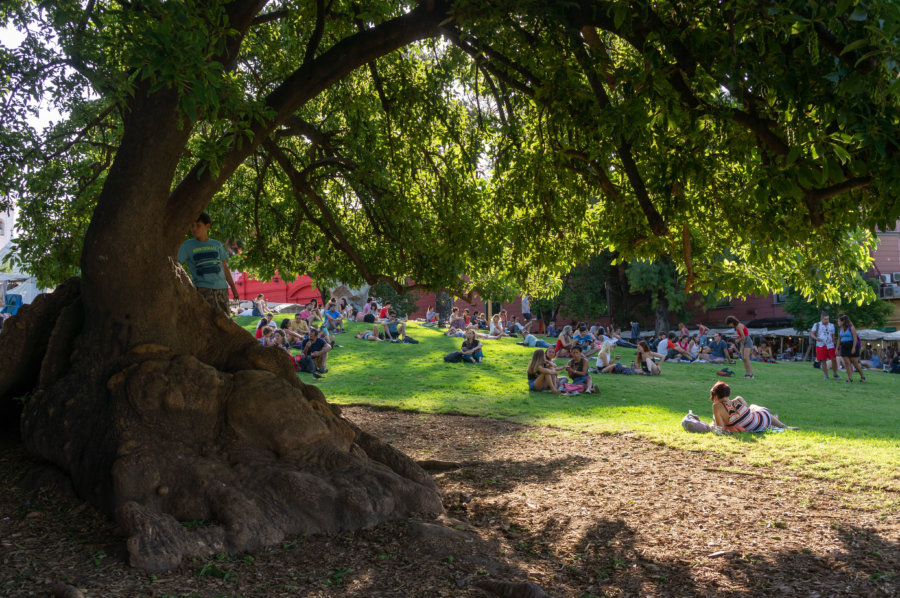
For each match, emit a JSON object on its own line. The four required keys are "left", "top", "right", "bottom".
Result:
{"left": 436, "top": 291, "right": 453, "bottom": 326}
{"left": 654, "top": 299, "right": 671, "bottom": 336}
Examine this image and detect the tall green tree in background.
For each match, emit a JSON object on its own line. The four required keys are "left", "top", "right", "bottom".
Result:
{"left": 0, "top": 0, "right": 898, "bottom": 570}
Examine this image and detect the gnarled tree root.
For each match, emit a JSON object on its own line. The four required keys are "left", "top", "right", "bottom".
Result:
{"left": 105, "top": 354, "right": 442, "bottom": 571}
{"left": 7, "top": 277, "right": 442, "bottom": 572}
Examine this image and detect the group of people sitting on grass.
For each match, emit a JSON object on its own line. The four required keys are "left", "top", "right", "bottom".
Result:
{"left": 526, "top": 346, "right": 598, "bottom": 395}
{"left": 252, "top": 296, "right": 360, "bottom": 379}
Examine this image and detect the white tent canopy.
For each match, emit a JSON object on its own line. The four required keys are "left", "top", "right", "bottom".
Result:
{"left": 764, "top": 328, "right": 800, "bottom": 337}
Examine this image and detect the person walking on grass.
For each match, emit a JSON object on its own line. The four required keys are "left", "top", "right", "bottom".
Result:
{"left": 810, "top": 311, "right": 840, "bottom": 381}
{"left": 725, "top": 315, "right": 754, "bottom": 379}
{"left": 838, "top": 314, "right": 866, "bottom": 383}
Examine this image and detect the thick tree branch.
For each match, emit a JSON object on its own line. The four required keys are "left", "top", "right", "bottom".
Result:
{"left": 304, "top": 0, "right": 327, "bottom": 64}
{"left": 728, "top": 108, "right": 789, "bottom": 156}
{"left": 571, "top": 38, "right": 667, "bottom": 236}
{"left": 252, "top": 9, "right": 290, "bottom": 26}
{"left": 264, "top": 138, "right": 470, "bottom": 299}
{"left": 166, "top": 0, "right": 451, "bottom": 240}
{"left": 441, "top": 27, "right": 535, "bottom": 97}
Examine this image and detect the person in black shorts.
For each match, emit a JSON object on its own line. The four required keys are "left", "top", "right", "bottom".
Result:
{"left": 837, "top": 314, "right": 866, "bottom": 382}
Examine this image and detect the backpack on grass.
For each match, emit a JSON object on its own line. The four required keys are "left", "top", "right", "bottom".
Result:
{"left": 443, "top": 351, "right": 463, "bottom": 363}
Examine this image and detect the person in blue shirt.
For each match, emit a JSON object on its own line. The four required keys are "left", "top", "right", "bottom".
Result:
{"left": 177, "top": 212, "right": 239, "bottom": 314}
{"left": 323, "top": 301, "right": 345, "bottom": 332}
{"left": 708, "top": 332, "right": 735, "bottom": 364}
{"left": 572, "top": 323, "right": 598, "bottom": 357}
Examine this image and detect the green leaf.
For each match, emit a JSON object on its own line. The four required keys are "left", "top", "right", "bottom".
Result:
{"left": 848, "top": 5, "right": 868, "bottom": 21}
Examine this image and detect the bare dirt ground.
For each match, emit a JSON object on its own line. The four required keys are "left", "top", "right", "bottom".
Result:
{"left": 1, "top": 405, "right": 897, "bottom": 597}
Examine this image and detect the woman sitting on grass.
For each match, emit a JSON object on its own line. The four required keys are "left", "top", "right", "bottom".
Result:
{"left": 594, "top": 339, "right": 614, "bottom": 371}
{"left": 688, "top": 333, "right": 713, "bottom": 362}
{"left": 555, "top": 325, "right": 575, "bottom": 358}
{"left": 526, "top": 348, "right": 561, "bottom": 393}
{"left": 259, "top": 326, "right": 277, "bottom": 347}
{"left": 636, "top": 340, "right": 663, "bottom": 375}
{"left": 489, "top": 314, "right": 507, "bottom": 337}
{"left": 758, "top": 341, "right": 777, "bottom": 364}
{"left": 460, "top": 329, "right": 484, "bottom": 363}
{"left": 709, "top": 381, "right": 797, "bottom": 432}
{"left": 563, "top": 345, "right": 593, "bottom": 394}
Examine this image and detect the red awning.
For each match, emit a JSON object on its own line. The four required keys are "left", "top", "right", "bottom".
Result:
{"left": 234, "top": 272, "right": 322, "bottom": 305}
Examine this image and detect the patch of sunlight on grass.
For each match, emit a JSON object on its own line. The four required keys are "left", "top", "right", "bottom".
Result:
{"left": 233, "top": 317, "right": 900, "bottom": 498}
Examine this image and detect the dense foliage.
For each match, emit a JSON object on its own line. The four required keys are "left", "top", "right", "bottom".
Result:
{"left": 2, "top": 0, "right": 898, "bottom": 303}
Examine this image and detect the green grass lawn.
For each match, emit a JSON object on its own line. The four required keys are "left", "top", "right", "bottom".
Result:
{"left": 237, "top": 316, "right": 900, "bottom": 498}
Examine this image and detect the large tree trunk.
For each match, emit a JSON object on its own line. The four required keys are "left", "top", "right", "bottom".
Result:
{"left": 654, "top": 298, "right": 671, "bottom": 337}
{"left": 2, "top": 269, "right": 442, "bottom": 572}
{"left": 435, "top": 290, "right": 453, "bottom": 326}
{"left": 0, "top": 63, "right": 443, "bottom": 578}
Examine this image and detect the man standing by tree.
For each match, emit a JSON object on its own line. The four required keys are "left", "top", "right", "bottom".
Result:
{"left": 811, "top": 312, "right": 840, "bottom": 380}
{"left": 177, "top": 212, "right": 239, "bottom": 314}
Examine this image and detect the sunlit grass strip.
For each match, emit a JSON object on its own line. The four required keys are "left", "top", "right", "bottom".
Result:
{"left": 234, "top": 316, "right": 900, "bottom": 498}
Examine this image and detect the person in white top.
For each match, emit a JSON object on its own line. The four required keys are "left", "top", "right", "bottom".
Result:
{"left": 810, "top": 312, "right": 840, "bottom": 380}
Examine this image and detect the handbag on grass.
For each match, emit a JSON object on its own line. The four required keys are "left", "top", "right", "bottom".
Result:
{"left": 681, "top": 410, "right": 712, "bottom": 433}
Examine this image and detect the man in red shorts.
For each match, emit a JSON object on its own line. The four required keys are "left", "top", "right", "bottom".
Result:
{"left": 810, "top": 312, "right": 840, "bottom": 380}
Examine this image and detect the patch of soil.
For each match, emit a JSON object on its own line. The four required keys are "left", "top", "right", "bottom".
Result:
{"left": 1, "top": 406, "right": 897, "bottom": 597}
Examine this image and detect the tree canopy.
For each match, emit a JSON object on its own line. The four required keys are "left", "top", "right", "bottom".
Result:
{"left": 2, "top": 0, "right": 899, "bottom": 303}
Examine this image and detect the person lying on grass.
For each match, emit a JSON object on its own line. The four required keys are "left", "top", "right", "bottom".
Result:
{"left": 444, "top": 326, "right": 466, "bottom": 338}
{"left": 517, "top": 334, "right": 551, "bottom": 348}
{"left": 709, "top": 381, "right": 797, "bottom": 432}
{"left": 526, "top": 348, "right": 561, "bottom": 393}
{"left": 564, "top": 346, "right": 594, "bottom": 394}
{"left": 460, "top": 328, "right": 484, "bottom": 363}
{"left": 355, "top": 329, "right": 383, "bottom": 341}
